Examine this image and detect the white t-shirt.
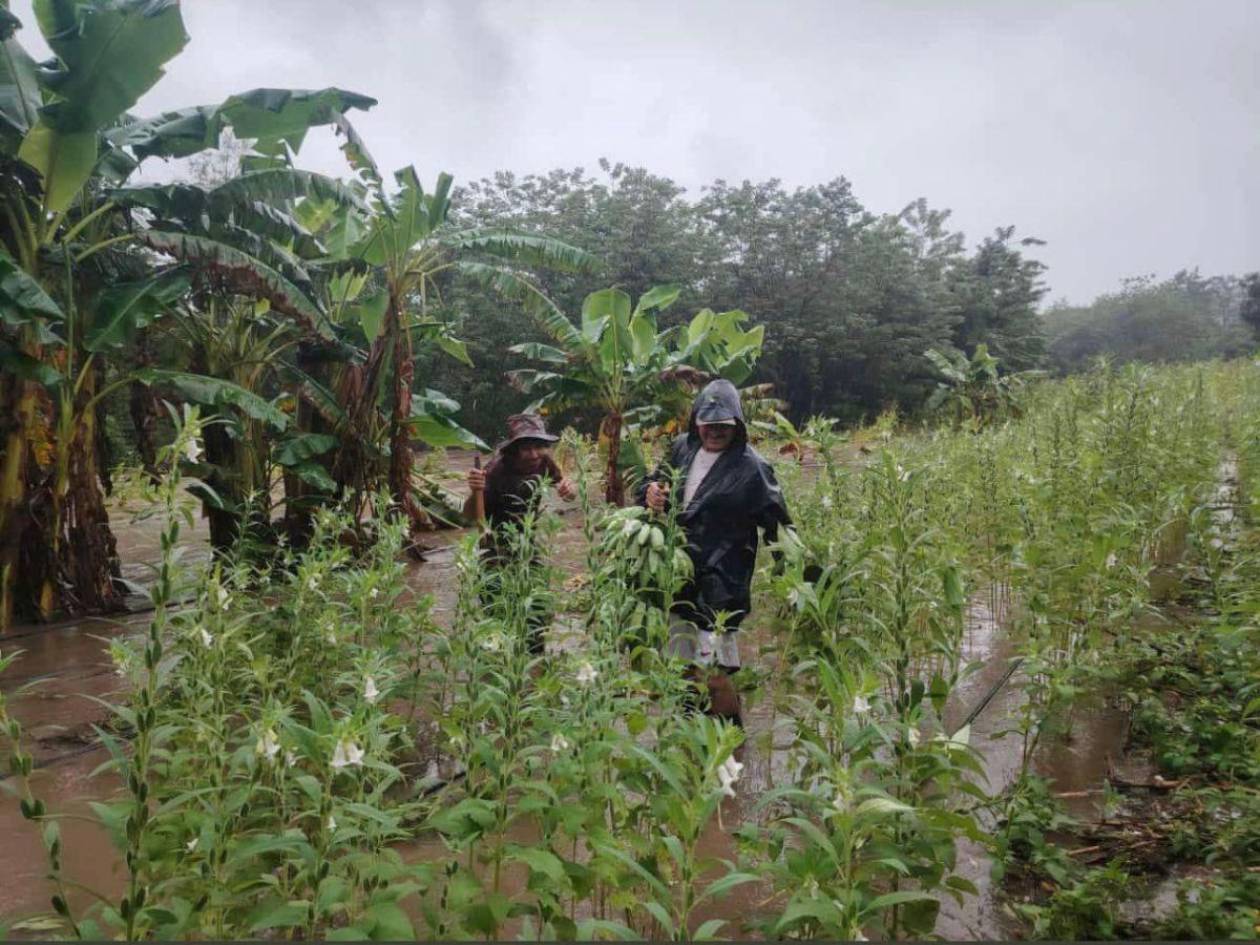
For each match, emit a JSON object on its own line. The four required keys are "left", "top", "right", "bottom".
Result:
{"left": 683, "top": 448, "right": 723, "bottom": 507}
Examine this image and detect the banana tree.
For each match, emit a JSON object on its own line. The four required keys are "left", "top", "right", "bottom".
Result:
{"left": 0, "top": 0, "right": 375, "bottom": 626}
{"left": 508, "top": 285, "right": 765, "bottom": 505}
{"left": 925, "top": 343, "right": 1038, "bottom": 430}
{"left": 303, "top": 159, "right": 595, "bottom": 537}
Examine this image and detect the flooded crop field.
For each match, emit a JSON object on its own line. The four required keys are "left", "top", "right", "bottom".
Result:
{"left": 4, "top": 364, "right": 1260, "bottom": 941}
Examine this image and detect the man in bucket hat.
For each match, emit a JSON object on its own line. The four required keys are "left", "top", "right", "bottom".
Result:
{"left": 464, "top": 414, "right": 576, "bottom": 654}
{"left": 637, "top": 379, "right": 792, "bottom": 725}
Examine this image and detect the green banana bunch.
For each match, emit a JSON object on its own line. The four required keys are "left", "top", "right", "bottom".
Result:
{"left": 599, "top": 506, "right": 692, "bottom": 592}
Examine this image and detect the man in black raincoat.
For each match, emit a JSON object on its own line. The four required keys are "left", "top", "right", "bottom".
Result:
{"left": 636, "top": 379, "right": 791, "bottom": 720}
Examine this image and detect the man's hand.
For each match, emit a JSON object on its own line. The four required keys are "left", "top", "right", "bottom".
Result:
{"left": 467, "top": 466, "right": 486, "bottom": 493}
{"left": 646, "top": 481, "right": 668, "bottom": 513}
{"left": 556, "top": 477, "right": 577, "bottom": 501}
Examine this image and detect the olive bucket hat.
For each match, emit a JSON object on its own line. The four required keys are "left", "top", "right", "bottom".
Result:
{"left": 497, "top": 413, "right": 559, "bottom": 452}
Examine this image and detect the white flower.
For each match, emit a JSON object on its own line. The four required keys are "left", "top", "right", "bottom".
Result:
{"left": 276, "top": 533, "right": 287, "bottom": 547}
{"left": 550, "top": 733, "right": 571, "bottom": 753}
{"left": 198, "top": 626, "right": 214, "bottom": 648}
{"left": 1105, "top": 552, "right": 1117, "bottom": 569}
{"left": 284, "top": 750, "right": 298, "bottom": 768}
{"left": 481, "top": 634, "right": 503, "bottom": 653}
{"left": 184, "top": 437, "right": 201, "bottom": 463}
{"left": 330, "top": 738, "right": 365, "bottom": 769}
{"left": 575, "top": 661, "right": 598, "bottom": 686}
{"left": 716, "top": 755, "right": 744, "bottom": 797}
{"left": 852, "top": 694, "right": 871, "bottom": 715}
{"left": 327, "top": 814, "right": 337, "bottom": 832}
{"left": 906, "top": 728, "right": 921, "bottom": 748}
{"left": 256, "top": 728, "right": 281, "bottom": 762}
{"left": 363, "top": 677, "right": 380, "bottom": 705}
{"left": 369, "top": 587, "right": 380, "bottom": 600}
{"left": 307, "top": 575, "right": 319, "bottom": 592}
{"left": 216, "top": 585, "right": 231, "bottom": 611}
{"left": 821, "top": 494, "right": 833, "bottom": 510}
{"left": 186, "top": 837, "right": 198, "bottom": 852}
{"left": 834, "top": 785, "right": 850, "bottom": 813}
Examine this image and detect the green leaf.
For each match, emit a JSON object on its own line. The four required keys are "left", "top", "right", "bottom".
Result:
{"left": 0, "top": 22, "right": 40, "bottom": 144}
{"left": 640, "top": 901, "right": 674, "bottom": 939}
{"left": 504, "top": 845, "right": 569, "bottom": 885}
{"left": 409, "top": 411, "right": 489, "bottom": 451}
{"left": 855, "top": 796, "right": 914, "bottom": 816}
{"left": 698, "top": 870, "right": 759, "bottom": 903}
{"left": 581, "top": 287, "right": 631, "bottom": 344}
{"left": 436, "top": 333, "right": 472, "bottom": 367}
{"left": 17, "top": 124, "right": 96, "bottom": 213}
{"left": 274, "top": 433, "right": 338, "bottom": 467}
{"left": 86, "top": 269, "right": 189, "bottom": 351}
{"left": 247, "top": 898, "right": 309, "bottom": 931}
{"left": 218, "top": 87, "right": 377, "bottom": 144}
{"left": 35, "top": 0, "right": 188, "bottom": 135}
{"left": 693, "top": 918, "right": 727, "bottom": 940}
{"left": 508, "top": 341, "right": 568, "bottom": 365}
{"left": 0, "top": 340, "right": 63, "bottom": 386}
{"left": 139, "top": 231, "right": 329, "bottom": 337}
{"left": 444, "top": 228, "right": 595, "bottom": 274}
{"left": 363, "top": 901, "right": 413, "bottom": 941}
{"left": 633, "top": 283, "right": 681, "bottom": 316}
{"left": 290, "top": 461, "right": 337, "bottom": 493}
{"left": 210, "top": 168, "right": 367, "bottom": 213}
{"left": 867, "top": 890, "right": 939, "bottom": 912}
{"left": 0, "top": 250, "right": 63, "bottom": 325}
{"left": 773, "top": 897, "right": 840, "bottom": 934}
{"left": 351, "top": 289, "right": 388, "bottom": 342}
{"left": 135, "top": 369, "right": 288, "bottom": 430}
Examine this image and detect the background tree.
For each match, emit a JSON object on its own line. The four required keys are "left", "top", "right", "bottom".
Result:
{"left": 1042, "top": 270, "right": 1252, "bottom": 373}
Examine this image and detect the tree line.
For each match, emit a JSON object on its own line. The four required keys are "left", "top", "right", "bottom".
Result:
{"left": 419, "top": 161, "right": 1256, "bottom": 437}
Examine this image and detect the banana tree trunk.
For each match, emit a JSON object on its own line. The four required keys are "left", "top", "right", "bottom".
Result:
{"left": 282, "top": 342, "right": 320, "bottom": 546}
{"left": 0, "top": 375, "right": 59, "bottom": 629}
{"left": 202, "top": 418, "right": 240, "bottom": 553}
{"left": 385, "top": 293, "right": 431, "bottom": 541}
{"left": 129, "top": 334, "right": 161, "bottom": 484}
{"left": 602, "top": 411, "right": 625, "bottom": 507}
{"left": 49, "top": 362, "right": 123, "bottom": 621}
{"left": 58, "top": 405, "right": 123, "bottom": 615}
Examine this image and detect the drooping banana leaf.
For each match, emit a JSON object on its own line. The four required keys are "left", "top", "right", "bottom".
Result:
{"left": 0, "top": 9, "right": 40, "bottom": 147}
{"left": 85, "top": 268, "right": 190, "bottom": 351}
{"left": 113, "top": 87, "right": 376, "bottom": 162}
{"left": 133, "top": 368, "right": 289, "bottom": 430}
{"left": 443, "top": 229, "right": 596, "bottom": 274}
{"left": 139, "top": 230, "right": 331, "bottom": 338}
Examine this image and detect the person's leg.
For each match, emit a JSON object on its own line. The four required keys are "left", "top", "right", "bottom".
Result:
{"left": 667, "top": 614, "right": 743, "bottom": 725}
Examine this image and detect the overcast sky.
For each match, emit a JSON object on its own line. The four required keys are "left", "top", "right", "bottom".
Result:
{"left": 12, "top": 0, "right": 1259, "bottom": 303}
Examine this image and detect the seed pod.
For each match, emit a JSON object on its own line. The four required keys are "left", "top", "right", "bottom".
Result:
{"left": 650, "top": 527, "right": 664, "bottom": 550}
{"left": 637, "top": 525, "right": 652, "bottom": 547}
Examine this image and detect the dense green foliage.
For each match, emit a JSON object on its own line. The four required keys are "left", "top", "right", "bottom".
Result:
{"left": 6, "top": 361, "right": 1259, "bottom": 940}
{"left": 1042, "top": 270, "right": 1254, "bottom": 373}
{"left": 423, "top": 166, "right": 1051, "bottom": 432}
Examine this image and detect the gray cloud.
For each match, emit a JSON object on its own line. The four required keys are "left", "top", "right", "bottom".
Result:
{"left": 10, "top": 0, "right": 1258, "bottom": 302}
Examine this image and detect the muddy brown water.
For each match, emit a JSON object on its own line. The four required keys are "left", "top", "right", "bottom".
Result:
{"left": 0, "top": 456, "right": 1181, "bottom": 938}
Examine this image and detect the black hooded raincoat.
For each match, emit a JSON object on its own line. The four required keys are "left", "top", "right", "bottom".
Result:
{"left": 636, "top": 380, "right": 791, "bottom": 630}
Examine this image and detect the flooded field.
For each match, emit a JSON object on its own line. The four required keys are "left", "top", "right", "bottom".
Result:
{"left": 0, "top": 477, "right": 1174, "bottom": 939}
